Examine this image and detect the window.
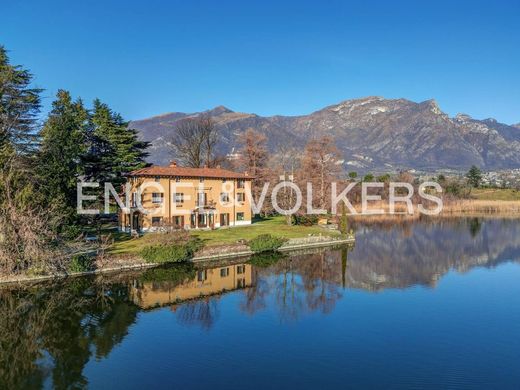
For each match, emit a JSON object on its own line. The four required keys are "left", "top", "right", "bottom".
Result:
{"left": 220, "top": 268, "right": 229, "bottom": 277}
{"left": 154, "top": 176, "right": 161, "bottom": 183}
{"left": 237, "top": 265, "right": 245, "bottom": 274}
{"left": 175, "top": 177, "right": 181, "bottom": 182}
{"left": 174, "top": 216, "right": 184, "bottom": 227}
{"left": 236, "top": 212, "right": 245, "bottom": 221}
{"left": 151, "top": 217, "right": 162, "bottom": 226}
{"left": 197, "top": 270, "right": 207, "bottom": 281}
{"left": 236, "top": 193, "right": 245, "bottom": 202}
{"left": 237, "top": 179, "right": 245, "bottom": 189}
{"left": 237, "top": 278, "right": 246, "bottom": 288}
{"left": 131, "top": 192, "right": 138, "bottom": 207}
{"left": 220, "top": 192, "right": 230, "bottom": 203}
{"left": 152, "top": 192, "right": 164, "bottom": 204}
{"left": 197, "top": 192, "right": 207, "bottom": 206}
{"left": 174, "top": 192, "right": 184, "bottom": 203}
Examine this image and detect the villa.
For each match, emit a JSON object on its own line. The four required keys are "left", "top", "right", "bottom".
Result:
{"left": 119, "top": 161, "right": 253, "bottom": 232}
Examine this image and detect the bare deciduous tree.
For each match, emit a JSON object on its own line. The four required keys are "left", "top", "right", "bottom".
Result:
{"left": 269, "top": 145, "right": 302, "bottom": 224}
{"left": 169, "top": 115, "right": 219, "bottom": 167}
{"left": 300, "top": 136, "right": 342, "bottom": 211}
{"left": 237, "top": 128, "right": 270, "bottom": 207}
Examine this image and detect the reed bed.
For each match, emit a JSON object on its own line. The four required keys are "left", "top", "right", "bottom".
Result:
{"left": 346, "top": 199, "right": 520, "bottom": 222}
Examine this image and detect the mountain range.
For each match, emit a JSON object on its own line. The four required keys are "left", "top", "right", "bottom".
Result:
{"left": 130, "top": 97, "right": 520, "bottom": 172}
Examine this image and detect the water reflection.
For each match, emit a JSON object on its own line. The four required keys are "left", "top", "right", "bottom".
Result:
{"left": 0, "top": 278, "right": 138, "bottom": 389}
{"left": 1, "top": 218, "right": 520, "bottom": 388}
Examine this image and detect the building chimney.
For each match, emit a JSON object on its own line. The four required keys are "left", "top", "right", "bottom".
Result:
{"left": 169, "top": 160, "right": 177, "bottom": 167}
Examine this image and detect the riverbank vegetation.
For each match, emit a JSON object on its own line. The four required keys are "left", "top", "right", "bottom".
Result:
{"left": 0, "top": 46, "right": 148, "bottom": 275}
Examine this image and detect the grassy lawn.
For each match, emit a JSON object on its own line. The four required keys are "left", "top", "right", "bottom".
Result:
{"left": 110, "top": 216, "right": 339, "bottom": 255}
{"left": 471, "top": 188, "right": 520, "bottom": 201}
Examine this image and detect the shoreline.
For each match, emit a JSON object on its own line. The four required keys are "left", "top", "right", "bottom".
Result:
{"left": 0, "top": 235, "right": 355, "bottom": 286}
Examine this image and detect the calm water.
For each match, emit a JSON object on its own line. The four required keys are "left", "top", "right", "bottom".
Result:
{"left": 1, "top": 218, "right": 520, "bottom": 389}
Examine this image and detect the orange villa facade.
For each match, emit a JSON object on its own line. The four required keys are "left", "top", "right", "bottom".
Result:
{"left": 119, "top": 162, "right": 253, "bottom": 232}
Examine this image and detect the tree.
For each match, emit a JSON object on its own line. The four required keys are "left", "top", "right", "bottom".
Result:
{"left": 270, "top": 145, "right": 301, "bottom": 223}
{"left": 466, "top": 165, "right": 482, "bottom": 188}
{"left": 339, "top": 202, "right": 348, "bottom": 235}
{"left": 0, "top": 156, "right": 64, "bottom": 274}
{"left": 0, "top": 46, "right": 42, "bottom": 164}
{"left": 85, "top": 99, "right": 149, "bottom": 187}
{"left": 348, "top": 171, "right": 358, "bottom": 180}
{"left": 169, "top": 115, "right": 218, "bottom": 167}
{"left": 300, "top": 136, "right": 341, "bottom": 211}
{"left": 377, "top": 174, "right": 391, "bottom": 182}
{"left": 363, "top": 173, "right": 374, "bottom": 182}
{"left": 237, "top": 128, "right": 269, "bottom": 207}
{"left": 38, "top": 90, "right": 89, "bottom": 223}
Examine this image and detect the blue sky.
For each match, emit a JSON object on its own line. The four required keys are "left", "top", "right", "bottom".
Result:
{"left": 2, "top": 0, "right": 519, "bottom": 123}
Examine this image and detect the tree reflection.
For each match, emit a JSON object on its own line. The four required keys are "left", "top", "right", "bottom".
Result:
{"left": 242, "top": 249, "right": 349, "bottom": 321}
{"left": 0, "top": 278, "right": 138, "bottom": 389}
{"left": 175, "top": 298, "right": 220, "bottom": 330}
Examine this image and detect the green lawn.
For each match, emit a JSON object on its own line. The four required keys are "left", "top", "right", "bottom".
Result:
{"left": 471, "top": 188, "right": 520, "bottom": 201}
{"left": 110, "top": 216, "right": 339, "bottom": 255}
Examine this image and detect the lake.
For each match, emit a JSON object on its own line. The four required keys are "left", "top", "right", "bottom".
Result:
{"left": 1, "top": 218, "right": 520, "bottom": 389}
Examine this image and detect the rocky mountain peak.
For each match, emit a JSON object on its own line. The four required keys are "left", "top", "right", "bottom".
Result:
{"left": 206, "top": 105, "right": 233, "bottom": 115}
{"left": 455, "top": 113, "right": 472, "bottom": 121}
{"left": 419, "top": 99, "right": 443, "bottom": 115}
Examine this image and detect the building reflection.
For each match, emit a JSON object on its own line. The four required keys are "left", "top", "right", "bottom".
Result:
{"left": 129, "top": 262, "right": 254, "bottom": 309}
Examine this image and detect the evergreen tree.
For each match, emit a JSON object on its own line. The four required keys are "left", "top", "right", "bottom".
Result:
{"left": 466, "top": 165, "right": 482, "bottom": 188}
{"left": 363, "top": 173, "right": 374, "bottom": 182}
{"left": 0, "top": 46, "right": 42, "bottom": 164}
{"left": 38, "top": 90, "right": 89, "bottom": 222}
{"left": 85, "top": 99, "right": 149, "bottom": 187}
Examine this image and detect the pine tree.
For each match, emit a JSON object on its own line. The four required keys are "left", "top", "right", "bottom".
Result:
{"left": 466, "top": 165, "right": 482, "bottom": 188}
{"left": 85, "top": 99, "right": 149, "bottom": 187}
{"left": 38, "top": 90, "right": 89, "bottom": 222}
{"left": 0, "top": 46, "right": 42, "bottom": 164}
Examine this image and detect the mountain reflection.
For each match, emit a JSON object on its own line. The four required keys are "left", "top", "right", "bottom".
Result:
{"left": 1, "top": 218, "right": 519, "bottom": 388}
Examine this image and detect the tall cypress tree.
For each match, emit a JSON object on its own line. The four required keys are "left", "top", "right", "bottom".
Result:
{"left": 38, "top": 90, "right": 88, "bottom": 222}
{"left": 0, "top": 46, "right": 42, "bottom": 164}
{"left": 85, "top": 99, "right": 149, "bottom": 187}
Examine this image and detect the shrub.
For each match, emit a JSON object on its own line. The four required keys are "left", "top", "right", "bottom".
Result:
{"left": 248, "top": 234, "right": 287, "bottom": 253}
{"left": 291, "top": 214, "right": 318, "bottom": 226}
{"left": 68, "top": 254, "right": 94, "bottom": 273}
{"left": 141, "top": 237, "right": 202, "bottom": 264}
{"left": 61, "top": 225, "right": 83, "bottom": 241}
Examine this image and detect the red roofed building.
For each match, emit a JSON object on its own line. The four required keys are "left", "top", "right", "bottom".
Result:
{"left": 119, "top": 161, "right": 253, "bottom": 232}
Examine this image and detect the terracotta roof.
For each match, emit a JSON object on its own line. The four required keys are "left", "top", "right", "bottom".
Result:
{"left": 128, "top": 165, "right": 252, "bottom": 179}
